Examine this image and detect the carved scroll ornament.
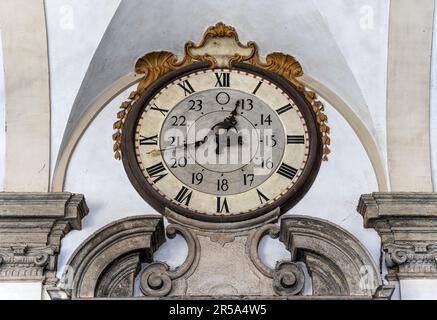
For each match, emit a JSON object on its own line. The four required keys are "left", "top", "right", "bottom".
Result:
{"left": 139, "top": 224, "right": 199, "bottom": 297}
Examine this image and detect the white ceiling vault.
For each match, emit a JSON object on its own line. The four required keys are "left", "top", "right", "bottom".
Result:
{"left": 48, "top": 0, "right": 390, "bottom": 191}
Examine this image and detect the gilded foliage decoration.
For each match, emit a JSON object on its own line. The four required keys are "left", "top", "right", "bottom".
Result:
{"left": 113, "top": 22, "right": 330, "bottom": 161}
{"left": 112, "top": 51, "right": 193, "bottom": 160}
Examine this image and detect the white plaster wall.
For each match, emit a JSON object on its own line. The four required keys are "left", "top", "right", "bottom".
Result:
{"left": 431, "top": 8, "right": 437, "bottom": 191}
{"left": 0, "top": 31, "right": 5, "bottom": 191}
{"left": 315, "top": 0, "right": 390, "bottom": 175}
{"left": 400, "top": 279, "right": 437, "bottom": 300}
{"left": 45, "top": 0, "right": 121, "bottom": 179}
{"left": 0, "top": 283, "right": 42, "bottom": 300}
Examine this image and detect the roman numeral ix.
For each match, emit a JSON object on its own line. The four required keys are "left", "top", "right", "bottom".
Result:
{"left": 140, "top": 135, "right": 158, "bottom": 146}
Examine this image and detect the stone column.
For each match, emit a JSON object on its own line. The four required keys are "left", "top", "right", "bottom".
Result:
{"left": 358, "top": 193, "right": 437, "bottom": 300}
{"left": 386, "top": 0, "right": 435, "bottom": 192}
{"left": 0, "top": 193, "right": 88, "bottom": 300}
{"left": 0, "top": 0, "right": 51, "bottom": 192}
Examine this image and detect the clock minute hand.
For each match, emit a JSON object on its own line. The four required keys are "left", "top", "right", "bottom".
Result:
{"left": 212, "top": 100, "right": 240, "bottom": 132}
{"left": 231, "top": 100, "right": 241, "bottom": 117}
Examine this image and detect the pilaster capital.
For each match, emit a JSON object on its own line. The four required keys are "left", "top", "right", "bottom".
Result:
{"left": 358, "top": 192, "right": 437, "bottom": 279}
{"left": 0, "top": 193, "right": 89, "bottom": 285}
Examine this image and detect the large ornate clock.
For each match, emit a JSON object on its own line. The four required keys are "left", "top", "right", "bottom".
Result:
{"left": 116, "top": 24, "right": 329, "bottom": 225}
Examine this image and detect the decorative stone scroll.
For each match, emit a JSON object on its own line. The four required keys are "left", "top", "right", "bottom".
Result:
{"left": 358, "top": 192, "right": 437, "bottom": 280}
{"left": 0, "top": 193, "right": 88, "bottom": 285}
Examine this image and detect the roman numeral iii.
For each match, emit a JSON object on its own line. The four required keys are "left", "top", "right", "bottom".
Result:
{"left": 146, "top": 162, "right": 168, "bottom": 183}
{"left": 287, "top": 135, "right": 305, "bottom": 144}
{"left": 277, "top": 163, "right": 298, "bottom": 180}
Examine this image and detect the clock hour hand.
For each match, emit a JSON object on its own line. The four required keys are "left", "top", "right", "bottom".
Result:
{"left": 212, "top": 100, "right": 241, "bottom": 133}
{"left": 146, "top": 135, "right": 209, "bottom": 156}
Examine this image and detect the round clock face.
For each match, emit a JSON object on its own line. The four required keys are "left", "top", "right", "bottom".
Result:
{"left": 122, "top": 63, "right": 322, "bottom": 222}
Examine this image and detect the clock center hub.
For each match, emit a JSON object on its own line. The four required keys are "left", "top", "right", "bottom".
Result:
{"left": 186, "top": 110, "right": 260, "bottom": 174}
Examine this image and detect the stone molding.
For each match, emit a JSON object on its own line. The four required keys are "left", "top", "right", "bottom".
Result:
{"left": 0, "top": 193, "right": 88, "bottom": 285}
{"left": 358, "top": 193, "right": 437, "bottom": 279}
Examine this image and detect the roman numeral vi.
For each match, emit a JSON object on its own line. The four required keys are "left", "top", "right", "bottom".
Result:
{"left": 217, "top": 197, "right": 230, "bottom": 213}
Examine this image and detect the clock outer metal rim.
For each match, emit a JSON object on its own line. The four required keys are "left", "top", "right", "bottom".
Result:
{"left": 121, "top": 61, "right": 323, "bottom": 224}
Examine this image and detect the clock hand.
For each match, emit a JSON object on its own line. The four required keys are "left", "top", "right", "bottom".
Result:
{"left": 148, "top": 103, "right": 243, "bottom": 157}
{"left": 146, "top": 135, "right": 209, "bottom": 156}
{"left": 231, "top": 100, "right": 241, "bottom": 117}
{"left": 211, "top": 100, "right": 241, "bottom": 132}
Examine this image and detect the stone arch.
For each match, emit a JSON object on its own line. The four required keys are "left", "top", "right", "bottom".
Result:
{"left": 60, "top": 215, "right": 165, "bottom": 299}
{"left": 280, "top": 216, "right": 385, "bottom": 296}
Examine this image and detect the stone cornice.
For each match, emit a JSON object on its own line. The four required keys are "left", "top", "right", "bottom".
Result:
{"left": 358, "top": 193, "right": 437, "bottom": 279}
{"left": 0, "top": 193, "right": 88, "bottom": 284}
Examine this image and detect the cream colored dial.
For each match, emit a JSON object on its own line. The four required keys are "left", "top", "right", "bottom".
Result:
{"left": 135, "top": 69, "right": 310, "bottom": 216}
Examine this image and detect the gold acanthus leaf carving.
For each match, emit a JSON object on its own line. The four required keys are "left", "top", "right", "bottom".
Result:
{"left": 203, "top": 22, "right": 238, "bottom": 38}
{"left": 112, "top": 51, "right": 193, "bottom": 160}
{"left": 249, "top": 52, "right": 305, "bottom": 92}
